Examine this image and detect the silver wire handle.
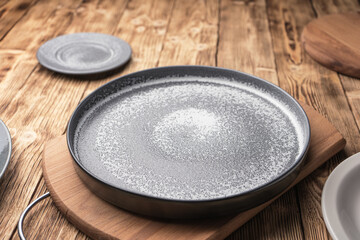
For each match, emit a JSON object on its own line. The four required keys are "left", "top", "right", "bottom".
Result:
{"left": 18, "top": 192, "right": 51, "bottom": 240}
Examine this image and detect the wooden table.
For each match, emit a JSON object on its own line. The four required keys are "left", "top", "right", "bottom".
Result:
{"left": 0, "top": 0, "right": 359, "bottom": 239}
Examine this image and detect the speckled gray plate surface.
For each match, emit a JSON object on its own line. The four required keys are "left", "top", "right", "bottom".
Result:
{"left": 0, "top": 120, "right": 11, "bottom": 180}
{"left": 37, "top": 33, "right": 131, "bottom": 75}
{"left": 67, "top": 66, "right": 310, "bottom": 218}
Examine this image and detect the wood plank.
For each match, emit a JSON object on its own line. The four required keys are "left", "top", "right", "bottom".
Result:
{"left": 158, "top": 0, "right": 219, "bottom": 66}
{"left": 0, "top": 0, "right": 128, "bottom": 115}
{"left": 311, "top": 0, "right": 359, "bottom": 15}
{"left": 266, "top": 0, "right": 360, "bottom": 239}
{"left": 0, "top": 0, "right": 82, "bottom": 114}
{"left": 309, "top": 0, "right": 360, "bottom": 129}
{"left": 303, "top": 2, "right": 360, "bottom": 240}
{"left": 0, "top": 0, "right": 10, "bottom": 8}
{"left": 216, "top": 0, "right": 301, "bottom": 239}
{"left": 217, "top": 0, "right": 278, "bottom": 85}
{"left": 114, "top": 0, "right": 176, "bottom": 71}
{"left": 0, "top": 0, "right": 129, "bottom": 239}
{"left": 303, "top": 1, "right": 360, "bottom": 240}
{"left": 79, "top": 0, "right": 177, "bottom": 100}
{"left": 41, "top": 102, "right": 345, "bottom": 240}
{"left": 7, "top": 0, "right": 177, "bottom": 239}
{"left": 0, "top": 0, "right": 355, "bottom": 239}
{"left": 0, "top": 0, "right": 81, "bottom": 50}
{"left": 267, "top": 0, "right": 358, "bottom": 154}
{"left": 341, "top": 75, "right": 360, "bottom": 130}
{"left": 0, "top": 49, "right": 23, "bottom": 89}
{"left": 0, "top": 0, "right": 37, "bottom": 40}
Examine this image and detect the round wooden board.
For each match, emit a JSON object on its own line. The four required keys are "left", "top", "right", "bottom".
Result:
{"left": 42, "top": 103, "right": 346, "bottom": 240}
{"left": 301, "top": 12, "right": 360, "bottom": 78}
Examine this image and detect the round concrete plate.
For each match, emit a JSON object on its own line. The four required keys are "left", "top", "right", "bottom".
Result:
{"left": 37, "top": 33, "right": 132, "bottom": 75}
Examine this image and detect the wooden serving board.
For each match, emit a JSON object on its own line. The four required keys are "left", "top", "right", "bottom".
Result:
{"left": 42, "top": 103, "right": 345, "bottom": 240}
{"left": 301, "top": 12, "right": 360, "bottom": 78}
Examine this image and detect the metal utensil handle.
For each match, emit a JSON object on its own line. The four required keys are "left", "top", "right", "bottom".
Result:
{"left": 18, "top": 192, "right": 50, "bottom": 240}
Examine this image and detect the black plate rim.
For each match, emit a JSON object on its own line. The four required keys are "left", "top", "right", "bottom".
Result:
{"left": 66, "top": 65, "right": 311, "bottom": 203}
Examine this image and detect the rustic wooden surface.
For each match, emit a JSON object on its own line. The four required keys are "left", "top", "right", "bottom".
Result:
{"left": 0, "top": 0, "right": 359, "bottom": 239}
{"left": 301, "top": 12, "right": 360, "bottom": 78}
{"left": 41, "top": 103, "right": 345, "bottom": 240}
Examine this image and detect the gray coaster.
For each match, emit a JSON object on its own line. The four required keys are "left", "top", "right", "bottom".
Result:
{"left": 37, "top": 33, "right": 132, "bottom": 75}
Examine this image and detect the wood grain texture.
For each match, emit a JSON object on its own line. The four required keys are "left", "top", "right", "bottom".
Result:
{"left": 42, "top": 102, "right": 345, "bottom": 240}
{"left": 217, "top": 1, "right": 302, "bottom": 239}
{"left": 300, "top": 1, "right": 360, "bottom": 240}
{"left": 0, "top": 0, "right": 36, "bottom": 40}
{"left": 0, "top": 0, "right": 128, "bottom": 239}
{"left": 8, "top": 0, "right": 177, "bottom": 239}
{"left": 0, "top": 0, "right": 358, "bottom": 239}
{"left": 78, "top": 0, "right": 177, "bottom": 100}
{"left": 267, "top": 0, "right": 360, "bottom": 240}
{"left": 217, "top": 0, "right": 278, "bottom": 85}
{"left": 158, "top": 0, "right": 219, "bottom": 66}
{"left": 310, "top": 0, "right": 360, "bottom": 131}
{"left": 301, "top": 12, "right": 360, "bottom": 78}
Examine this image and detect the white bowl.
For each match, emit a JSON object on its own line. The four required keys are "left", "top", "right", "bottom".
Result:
{"left": 322, "top": 152, "right": 360, "bottom": 240}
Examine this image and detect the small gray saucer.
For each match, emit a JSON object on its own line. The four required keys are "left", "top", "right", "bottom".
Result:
{"left": 0, "top": 120, "right": 11, "bottom": 180}
{"left": 37, "top": 33, "right": 132, "bottom": 75}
